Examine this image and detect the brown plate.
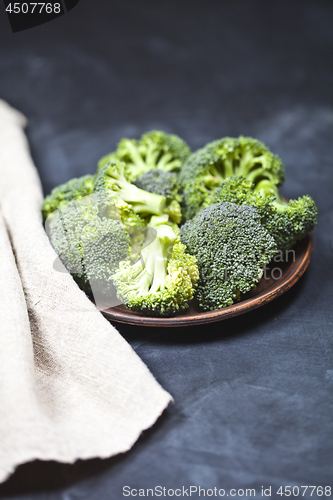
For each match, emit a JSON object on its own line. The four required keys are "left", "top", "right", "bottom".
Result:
{"left": 100, "top": 233, "right": 313, "bottom": 327}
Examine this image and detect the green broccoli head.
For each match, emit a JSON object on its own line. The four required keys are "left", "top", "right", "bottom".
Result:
{"left": 112, "top": 217, "right": 199, "bottom": 316}
{"left": 97, "top": 152, "right": 119, "bottom": 173}
{"left": 42, "top": 174, "right": 95, "bottom": 221}
{"left": 82, "top": 191, "right": 147, "bottom": 262}
{"left": 179, "top": 136, "right": 285, "bottom": 221}
{"left": 134, "top": 169, "right": 182, "bottom": 224}
{"left": 46, "top": 196, "right": 130, "bottom": 299}
{"left": 114, "top": 130, "right": 191, "bottom": 181}
{"left": 180, "top": 202, "right": 277, "bottom": 311}
{"left": 207, "top": 176, "right": 318, "bottom": 251}
{"left": 134, "top": 169, "right": 180, "bottom": 198}
{"left": 80, "top": 219, "right": 129, "bottom": 301}
{"left": 265, "top": 195, "right": 317, "bottom": 250}
{"left": 93, "top": 161, "right": 167, "bottom": 217}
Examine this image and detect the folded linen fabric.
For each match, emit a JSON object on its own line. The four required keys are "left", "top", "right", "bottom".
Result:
{"left": 0, "top": 100, "right": 172, "bottom": 483}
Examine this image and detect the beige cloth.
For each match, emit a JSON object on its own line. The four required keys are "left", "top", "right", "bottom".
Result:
{"left": 0, "top": 100, "right": 172, "bottom": 483}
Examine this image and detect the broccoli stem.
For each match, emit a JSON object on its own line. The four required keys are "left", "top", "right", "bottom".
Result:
{"left": 143, "top": 239, "right": 167, "bottom": 293}
{"left": 237, "top": 151, "right": 259, "bottom": 175}
{"left": 222, "top": 154, "right": 235, "bottom": 178}
{"left": 123, "top": 139, "right": 148, "bottom": 171}
{"left": 144, "top": 139, "right": 160, "bottom": 168}
{"left": 163, "top": 159, "right": 182, "bottom": 171}
{"left": 104, "top": 168, "right": 167, "bottom": 215}
{"left": 140, "top": 224, "right": 177, "bottom": 293}
{"left": 119, "top": 182, "right": 166, "bottom": 215}
{"left": 157, "top": 152, "right": 180, "bottom": 171}
{"left": 123, "top": 223, "right": 176, "bottom": 296}
{"left": 254, "top": 180, "right": 288, "bottom": 211}
{"left": 209, "top": 155, "right": 234, "bottom": 180}
{"left": 236, "top": 152, "right": 274, "bottom": 184}
{"left": 247, "top": 170, "right": 277, "bottom": 184}
{"left": 144, "top": 144, "right": 181, "bottom": 171}
{"left": 122, "top": 267, "right": 152, "bottom": 295}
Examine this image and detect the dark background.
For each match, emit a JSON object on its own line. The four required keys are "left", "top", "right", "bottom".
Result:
{"left": 0, "top": 0, "right": 333, "bottom": 498}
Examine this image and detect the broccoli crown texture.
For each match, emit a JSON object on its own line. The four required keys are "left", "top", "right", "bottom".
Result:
{"left": 85, "top": 191, "right": 147, "bottom": 261}
{"left": 114, "top": 130, "right": 191, "bottom": 181}
{"left": 97, "top": 152, "right": 119, "bottom": 174}
{"left": 208, "top": 176, "right": 318, "bottom": 251}
{"left": 134, "top": 169, "right": 180, "bottom": 199}
{"left": 179, "top": 136, "right": 285, "bottom": 221}
{"left": 112, "top": 217, "right": 199, "bottom": 316}
{"left": 163, "top": 199, "right": 182, "bottom": 225}
{"left": 42, "top": 174, "right": 95, "bottom": 221}
{"left": 46, "top": 197, "right": 130, "bottom": 295}
{"left": 179, "top": 202, "right": 277, "bottom": 311}
{"left": 93, "top": 161, "right": 167, "bottom": 217}
{"left": 134, "top": 169, "right": 182, "bottom": 224}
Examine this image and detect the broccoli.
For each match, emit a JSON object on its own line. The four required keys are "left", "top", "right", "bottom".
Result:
{"left": 46, "top": 196, "right": 130, "bottom": 300}
{"left": 134, "top": 169, "right": 180, "bottom": 199}
{"left": 42, "top": 129, "right": 317, "bottom": 318}
{"left": 179, "top": 136, "right": 285, "bottom": 221}
{"left": 180, "top": 202, "right": 277, "bottom": 311}
{"left": 112, "top": 215, "right": 199, "bottom": 316}
{"left": 112, "top": 130, "right": 191, "bottom": 181}
{"left": 42, "top": 174, "right": 95, "bottom": 221}
{"left": 206, "top": 176, "right": 318, "bottom": 251}
{"left": 134, "top": 169, "right": 182, "bottom": 224}
{"left": 91, "top": 189, "right": 145, "bottom": 229}
{"left": 97, "top": 151, "right": 119, "bottom": 173}
{"left": 94, "top": 161, "right": 167, "bottom": 217}
{"left": 85, "top": 191, "right": 147, "bottom": 262}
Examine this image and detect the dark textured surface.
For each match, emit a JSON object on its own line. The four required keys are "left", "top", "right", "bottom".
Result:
{"left": 0, "top": 0, "right": 332, "bottom": 497}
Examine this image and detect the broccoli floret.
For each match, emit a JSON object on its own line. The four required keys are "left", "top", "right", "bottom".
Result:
{"left": 134, "top": 169, "right": 179, "bottom": 198}
{"left": 114, "top": 130, "right": 191, "bottom": 181}
{"left": 93, "top": 190, "right": 146, "bottom": 229}
{"left": 97, "top": 152, "right": 119, "bottom": 173}
{"left": 94, "top": 161, "right": 167, "bottom": 217}
{"left": 180, "top": 202, "right": 277, "bottom": 311}
{"left": 163, "top": 199, "right": 182, "bottom": 226}
{"left": 207, "top": 176, "right": 318, "bottom": 251}
{"left": 179, "top": 136, "right": 285, "bottom": 221}
{"left": 46, "top": 196, "right": 130, "bottom": 299}
{"left": 86, "top": 191, "right": 147, "bottom": 262}
{"left": 42, "top": 174, "right": 95, "bottom": 221}
{"left": 112, "top": 216, "right": 199, "bottom": 316}
{"left": 134, "top": 169, "right": 182, "bottom": 224}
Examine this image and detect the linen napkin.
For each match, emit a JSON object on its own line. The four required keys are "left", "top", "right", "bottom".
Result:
{"left": 0, "top": 100, "right": 172, "bottom": 483}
